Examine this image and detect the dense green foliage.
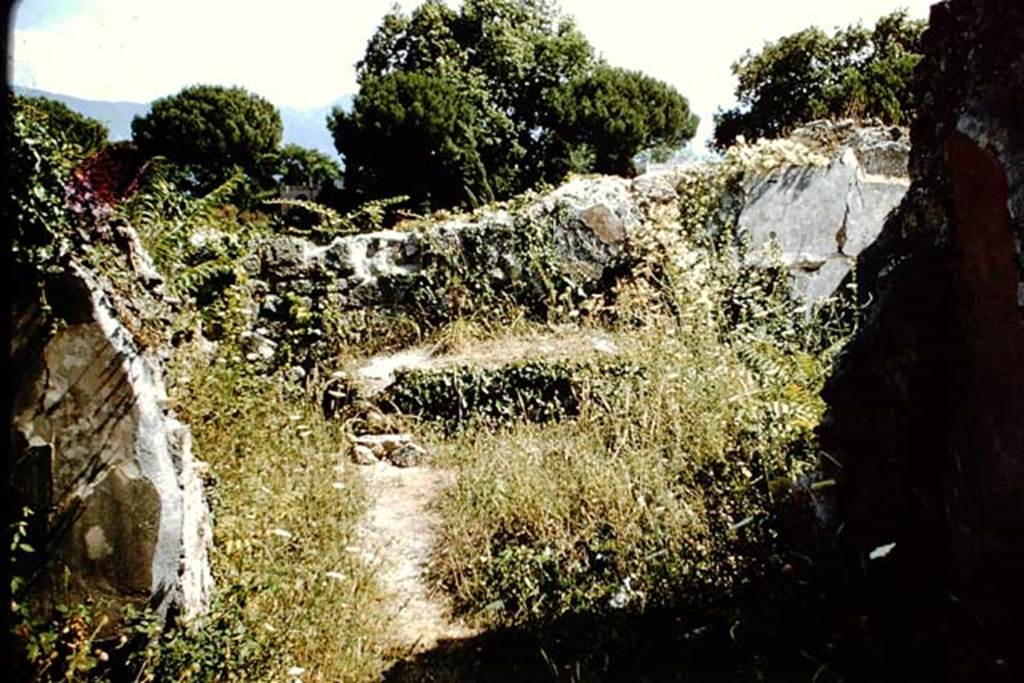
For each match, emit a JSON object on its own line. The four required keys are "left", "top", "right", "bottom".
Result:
{"left": 713, "top": 10, "right": 924, "bottom": 149}
{"left": 378, "top": 202, "right": 586, "bottom": 326}
{"left": 552, "top": 66, "right": 698, "bottom": 176}
{"left": 275, "top": 143, "right": 340, "bottom": 186}
{"left": 384, "top": 358, "right": 643, "bottom": 432}
{"left": 332, "top": 70, "right": 495, "bottom": 209}
{"left": 131, "top": 85, "right": 283, "bottom": 193}
{"left": 5, "top": 94, "right": 77, "bottom": 275}
{"left": 13, "top": 93, "right": 108, "bottom": 158}
{"left": 119, "top": 170, "right": 261, "bottom": 312}
{"left": 331, "top": 0, "right": 697, "bottom": 211}
{"left": 274, "top": 144, "right": 341, "bottom": 195}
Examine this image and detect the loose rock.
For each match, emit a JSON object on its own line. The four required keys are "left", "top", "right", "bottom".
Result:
{"left": 351, "top": 444, "right": 379, "bottom": 466}
{"left": 353, "top": 433, "right": 413, "bottom": 459}
{"left": 388, "top": 443, "right": 427, "bottom": 468}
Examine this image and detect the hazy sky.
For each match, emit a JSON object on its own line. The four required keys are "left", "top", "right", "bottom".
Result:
{"left": 10, "top": 0, "right": 936, "bottom": 146}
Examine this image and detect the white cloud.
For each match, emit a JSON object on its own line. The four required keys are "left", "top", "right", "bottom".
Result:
{"left": 11, "top": 0, "right": 937, "bottom": 143}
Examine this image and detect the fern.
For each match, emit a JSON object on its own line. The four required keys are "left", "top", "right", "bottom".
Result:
{"left": 169, "top": 256, "right": 236, "bottom": 298}
{"left": 116, "top": 169, "right": 253, "bottom": 298}
{"left": 264, "top": 198, "right": 347, "bottom": 235}
{"left": 186, "top": 172, "right": 248, "bottom": 226}
{"left": 346, "top": 195, "right": 410, "bottom": 232}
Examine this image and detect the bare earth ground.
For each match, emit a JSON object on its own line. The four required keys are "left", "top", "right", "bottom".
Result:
{"left": 353, "top": 462, "right": 477, "bottom": 656}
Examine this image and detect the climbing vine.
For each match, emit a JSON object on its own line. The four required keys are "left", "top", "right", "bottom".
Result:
{"left": 382, "top": 357, "right": 644, "bottom": 432}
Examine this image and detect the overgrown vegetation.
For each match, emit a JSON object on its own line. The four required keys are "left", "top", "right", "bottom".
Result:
{"left": 417, "top": 142, "right": 856, "bottom": 665}
{"left": 12, "top": 93, "right": 109, "bottom": 157}
{"left": 10, "top": 356, "right": 389, "bottom": 682}
{"left": 135, "top": 351, "right": 388, "bottom": 681}
{"left": 383, "top": 357, "right": 644, "bottom": 432}
{"left": 376, "top": 203, "right": 587, "bottom": 327}
{"left": 104, "top": 168, "right": 406, "bottom": 679}
{"left": 8, "top": 4, "right": 893, "bottom": 678}
{"left": 429, "top": 325, "right": 836, "bottom": 624}
{"left": 6, "top": 93, "right": 82, "bottom": 277}
{"left": 6, "top": 101, "right": 390, "bottom": 679}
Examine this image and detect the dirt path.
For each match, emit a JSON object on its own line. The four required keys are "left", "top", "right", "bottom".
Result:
{"left": 354, "top": 461, "right": 477, "bottom": 655}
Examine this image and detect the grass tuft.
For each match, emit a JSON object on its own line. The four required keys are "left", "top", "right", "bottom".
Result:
{"left": 140, "top": 350, "right": 390, "bottom": 681}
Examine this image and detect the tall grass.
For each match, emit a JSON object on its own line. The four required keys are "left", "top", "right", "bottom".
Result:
{"left": 10, "top": 130, "right": 857, "bottom": 679}
{"left": 426, "top": 193, "right": 852, "bottom": 631}
{"left": 141, "top": 350, "right": 389, "bottom": 681}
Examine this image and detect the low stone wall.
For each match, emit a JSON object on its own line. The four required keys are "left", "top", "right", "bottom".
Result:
{"left": 254, "top": 127, "right": 910, "bottom": 367}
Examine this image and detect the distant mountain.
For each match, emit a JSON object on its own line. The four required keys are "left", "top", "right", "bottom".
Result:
{"left": 280, "top": 99, "right": 352, "bottom": 159}
{"left": 12, "top": 86, "right": 352, "bottom": 161}
{"left": 14, "top": 86, "right": 149, "bottom": 142}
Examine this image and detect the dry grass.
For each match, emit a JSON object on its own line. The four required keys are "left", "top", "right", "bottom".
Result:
{"left": 428, "top": 329, "right": 750, "bottom": 622}
{"left": 423, "top": 235, "right": 844, "bottom": 631}
{"left": 151, "top": 348, "right": 390, "bottom": 681}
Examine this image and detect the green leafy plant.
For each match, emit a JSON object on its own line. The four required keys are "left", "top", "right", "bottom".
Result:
{"left": 9, "top": 509, "right": 113, "bottom": 682}
{"left": 376, "top": 203, "right": 597, "bottom": 330}
{"left": 265, "top": 194, "right": 409, "bottom": 240}
{"left": 120, "top": 168, "right": 265, "bottom": 313}
{"left": 6, "top": 94, "right": 78, "bottom": 277}
{"left": 14, "top": 93, "right": 108, "bottom": 159}
{"left": 382, "top": 357, "right": 644, "bottom": 432}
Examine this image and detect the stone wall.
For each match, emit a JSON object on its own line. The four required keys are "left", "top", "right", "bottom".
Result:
{"left": 256, "top": 126, "right": 910, "bottom": 367}
{"left": 737, "top": 123, "right": 910, "bottom": 305}
{"left": 819, "top": 0, "right": 1023, "bottom": 674}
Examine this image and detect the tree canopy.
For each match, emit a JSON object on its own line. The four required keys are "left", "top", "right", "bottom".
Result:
{"left": 551, "top": 66, "right": 699, "bottom": 177}
{"left": 15, "top": 93, "right": 108, "bottom": 158}
{"left": 331, "top": 0, "right": 697, "bottom": 211}
{"left": 713, "top": 10, "right": 925, "bottom": 149}
{"left": 275, "top": 144, "right": 341, "bottom": 191}
{"left": 131, "top": 85, "right": 283, "bottom": 193}
{"left": 335, "top": 70, "right": 498, "bottom": 209}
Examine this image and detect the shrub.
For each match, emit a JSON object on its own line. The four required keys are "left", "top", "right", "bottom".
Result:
{"left": 6, "top": 93, "right": 78, "bottom": 276}
{"left": 382, "top": 358, "right": 644, "bottom": 432}
{"left": 14, "top": 93, "right": 108, "bottom": 158}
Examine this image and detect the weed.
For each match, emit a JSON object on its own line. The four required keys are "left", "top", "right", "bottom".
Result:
{"left": 426, "top": 145, "right": 856, "bottom": 632}
{"left": 140, "top": 347, "right": 390, "bottom": 681}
